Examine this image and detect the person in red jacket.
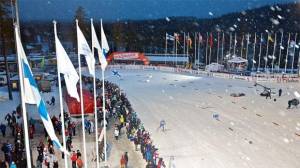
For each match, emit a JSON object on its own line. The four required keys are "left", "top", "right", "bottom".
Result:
{"left": 157, "top": 158, "right": 166, "bottom": 168}
{"left": 70, "top": 151, "right": 77, "bottom": 168}
{"left": 120, "top": 154, "right": 126, "bottom": 168}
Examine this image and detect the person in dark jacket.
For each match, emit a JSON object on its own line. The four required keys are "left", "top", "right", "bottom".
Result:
{"left": 279, "top": 88, "right": 282, "bottom": 97}
{"left": 124, "top": 152, "right": 128, "bottom": 168}
{"left": 0, "top": 123, "right": 6, "bottom": 137}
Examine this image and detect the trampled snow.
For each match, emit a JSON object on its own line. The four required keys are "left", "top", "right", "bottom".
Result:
{"left": 98, "top": 69, "right": 300, "bottom": 168}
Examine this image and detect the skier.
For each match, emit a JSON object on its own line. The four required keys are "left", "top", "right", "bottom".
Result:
{"left": 158, "top": 120, "right": 166, "bottom": 132}
{"left": 50, "top": 96, "right": 55, "bottom": 106}
{"left": 279, "top": 88, "right": 282, "bottom": 97}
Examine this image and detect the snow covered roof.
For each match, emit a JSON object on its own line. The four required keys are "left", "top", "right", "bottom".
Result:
{"left": 228, "top": 57, "right": 247, "bottom": 63}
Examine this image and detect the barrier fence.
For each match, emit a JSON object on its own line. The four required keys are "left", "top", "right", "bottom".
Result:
{"left": 104, "top": 65, "right": 299, "bottom": 83}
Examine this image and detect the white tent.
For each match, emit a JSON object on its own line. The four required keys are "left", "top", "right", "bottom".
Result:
{"left": 205, "top": 63, "right": 224, "bottom": 72}
{"left": 227, "top": 57, "right": 247, "bottom": 63}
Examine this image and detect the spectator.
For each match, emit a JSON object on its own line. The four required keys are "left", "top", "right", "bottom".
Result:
{"left": 9, "top": 161, "right": 16, "bottom": 168}
{"left": 124, "top": 152, "right": 128, "bottom": 168}
{"left": 70, "top": 151, "right": 77, "bottom": 168}
{"left": 49, "top": 96, "right": 56, "bottom": 106}
{"left": 0, "top": 123, "right": 6, "bottom": 137}
{"left": 120, "top": 154, "right": 126, "bottom": 168}
{"left": 114, "top": 127, "right": 120, "bottom": 140}
{"left": 76, "top": 156, "right": 83, "bottom": 168}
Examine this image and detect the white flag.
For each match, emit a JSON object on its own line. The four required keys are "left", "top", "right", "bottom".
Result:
{"left": 101, "top": 19, "right": 110, "bottom": 57}
{"left": 91, "top": 19, "right": 107, "bottom": 70}
{"left": 77, "top": 21, "right": 95, "bottom": 75}
{"left": 55, "top": 29, "right": 80, "bottom": 101}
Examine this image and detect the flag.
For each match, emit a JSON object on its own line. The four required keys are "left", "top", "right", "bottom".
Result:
{"left": 15, "top": 27, "right": 68, "bottom": 154}
{"left": 166, "top": 33, "right": 175, "bottom": 41}
{"left": 101, "top": 19, "right": 110, "bottom": 58}
{"left": 41, "top": 56, "right": 45, "bottom": 69}
{"left": 268, "top": 35, "right": 274, "bottom": 42}
{"left": 91, "top": 19, "right": 107, "bottom": 71}
{"left": 112, "top": 70, "right": 121, "bottom": 78}
{"left": 209, "top": 33, "right": 213, "bottom": 48}
{"left": 174, "top": 33, "right": 180, "bottom": 43}
{"left": 55, "top": 27, "right": 80, "bottom": 101}
{"left": 77, "top": 21, "right": 95, "bottom": 76}
{"left": 187, "top": 35, "right": 192, "bottom": 48}
{"left": 199, "top": 33, "right": 203, "bottom": 44}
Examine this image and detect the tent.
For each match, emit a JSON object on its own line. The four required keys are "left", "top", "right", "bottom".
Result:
{"left": 205, "top": 63, "right": 224, "bottom": 72}
{"left": 227, "top": 57, "right": 248, "bottom": 71}
{"left": 228, "top": 57, "right": 247, "bottom": 63}
{"left": 64, "top": 89, "right": 100, "bottom": 116}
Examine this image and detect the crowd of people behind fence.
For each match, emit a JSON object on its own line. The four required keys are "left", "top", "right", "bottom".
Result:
{"left": 86, "top": 76, "right": 167, "bottom": 168}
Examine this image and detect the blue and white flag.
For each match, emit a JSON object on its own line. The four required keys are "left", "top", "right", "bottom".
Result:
{"left": 101, "top": 19, "right": 110, "bottom": 58}
{"left": 112, "top": 70, "right": 121, "bottom": 78}
{"left": 15, "top": 27, "right": 68, "bottom": 154}
{"left": 77, "top": 21, "right": 95, "bottom": 76}
{"left": 166, "top": 33, "right": 175, "bottom": 41}
{"left": 91, "top": 19, "right": 107, "bottom": 71}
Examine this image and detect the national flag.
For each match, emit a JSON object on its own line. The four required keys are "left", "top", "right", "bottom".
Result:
{"left": 91, "top": 19, "right": 107, "bottom": 71}
{"left": 174, "top": 33, "right": 180, "bottom": 42}
{"left": 268, "top": 35, "right": 274, "bottom": 42}
{"left": 209, "top": 33, "right": 213, "bottom": 48}
{"left": 199, "top": 33, "right": 203, "bottom": 44}
{"left": 101, "top": 19, "right": 110, "bottom": 58}
{"left": 55, "top": 26, "right": 80, "bottom": 101}
{"left": 15, "top": 26, "right": 68, "bottom": 154}
{"left": 112, "top": 70, "right": 121, "bottom": 78}
{"left": 166, "top": 33, "right": 175, "bottom": 41}
{"left": 77, "top": 21, "right": 95, "bottom": 76}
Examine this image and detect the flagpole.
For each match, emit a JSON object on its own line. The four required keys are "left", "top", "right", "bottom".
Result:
{"left": 292, "top": 33, "right": 297, "bottom": 73}
{"left": 258, "top": 33, "right": 262, "bottom": 72}
{"left": 205, "top": 32, "right": 209, "bottom": 66}
{"left": 15, "top": 25, "right": 32, "bottom": 168}
{"left": 221, "top": 32, "right": 224, "bottom": 64}
{"left": 278, "top": 31, "right": 284, "bottom": 73}
{"left": 241, "top": 33, "right": 244, "bottom": 58}
{"left": 217, "top": 32, "right": 220, "bottom": 64}
{"left": 252, "top": 33, "right": 257, "bottom": 71}
{"left": 229, "top": 32, "right": 232, "bottom": 57}
{"left": 91, "top": 19, "right": 100, "bottom": 168}
{"left": 76, "top": 19, "right": 88, "bottom": 167}
{"left": 209, "top": 32, "right": 212, "bottom": 65}
{"left": 194, "top": 32, "right": 197, "bottom": 65}
{"left": 265, "top": 33, "right": 270, "bottom": 72}
{"left": 183, "top": 32, "right": 186, "bottom": 56}
{"left": 165, "top": 33, "right": 167, "bottom": 65}
{"left": 285, "top": 33, "right": 291, "bottom": 73}
{"left": 102, "top": 69, "right": 107, "bottom": 164}
{"left": 173, "top": 33, "right": 176, "bottom": 66}
{"left": 245, "top": 33, "right": 249, "bottom": 60}
{"left": 53, "top": 21, "right": 68, "bottom": 168}
{"left": 271, "top": 33, "right": 277, "bottom": 73}
{"left": 187, "top": 33, "right": 190, "bottom": 67}
{"left": 198, "top": 33, "right": 201, "bottom": 65}
{"left": 175, "top": 33, "right": 178, "bottom": 67}
{"left": 233, "top": 33, "right": 236, "bottom": 56}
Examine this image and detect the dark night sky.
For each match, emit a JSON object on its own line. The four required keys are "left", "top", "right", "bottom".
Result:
{"left": 19, "top": 0, "right": 297, "bottom": 21}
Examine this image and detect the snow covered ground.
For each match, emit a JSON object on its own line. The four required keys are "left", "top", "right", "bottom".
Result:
{"left": 1, "top": 69, "right": 300, "bottom": 168}
{"left": 94, "top": 69, "right": 300, "bottom": 168}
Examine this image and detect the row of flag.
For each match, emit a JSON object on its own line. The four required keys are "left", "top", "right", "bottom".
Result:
{"left": 15, "top": 18, "right": 111, "bottom": 167}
